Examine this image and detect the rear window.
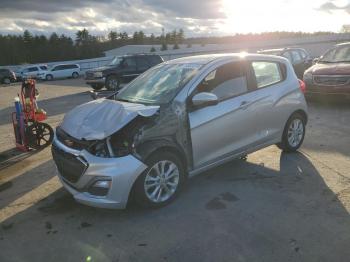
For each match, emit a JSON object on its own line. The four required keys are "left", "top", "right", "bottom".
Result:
{"left": 252, "top": 61, "right": 282, "bottom": 88}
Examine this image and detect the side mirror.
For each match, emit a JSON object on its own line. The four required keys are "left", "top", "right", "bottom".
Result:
{"left": 192, "top": 92, "right": 218, "bottom": 108}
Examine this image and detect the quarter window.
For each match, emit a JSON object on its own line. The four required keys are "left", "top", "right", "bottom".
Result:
{"left": 252, "top": 61, "right": 282, "bottom": 88}
{"left": 196, "top": 62, "right": 248, "bottom": 100}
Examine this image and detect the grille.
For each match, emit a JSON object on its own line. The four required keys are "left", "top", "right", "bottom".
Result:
{"left": 85, "top": 72, "right": 94, "bottom": 79}
{"left": 52, "top": 143, "right": 88, "bottom": 183}
{"left": 313, "top": 75, "right": 350, "bottom": 86}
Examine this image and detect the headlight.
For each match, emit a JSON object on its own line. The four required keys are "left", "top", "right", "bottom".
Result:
{"left": 90, "top": 141, "right": 109, "bottom": 157}
{"left": 303, "top": 70, "right": 313, "bottom": 83}
{"left": 93, "top": 72, "right": 103, "bottom": 78}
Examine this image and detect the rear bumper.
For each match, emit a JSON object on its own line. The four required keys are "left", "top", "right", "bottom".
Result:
{"left": 85, "top": 77, "right": 105, "bottom": 85}
{"left": 52, "top": 135, "right": 148, "bottom": 209}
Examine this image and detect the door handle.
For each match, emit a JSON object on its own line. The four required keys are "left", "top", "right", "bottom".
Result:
{"left": 239, "top": 101, "right": 250, "bottom": 109}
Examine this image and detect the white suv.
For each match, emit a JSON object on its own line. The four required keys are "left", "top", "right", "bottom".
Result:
{"left": 52, "top": 53, "right": 308, "bottom": 209}
{"left": 17, "top": 65, "right": 48, "bottom": 80}
{"left": 39, "top": 64, "right": 80, "bottom": 80}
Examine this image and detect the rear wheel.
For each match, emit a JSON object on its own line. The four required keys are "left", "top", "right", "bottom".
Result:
{"left": 277, "top": 113, "right": 306, "bottom": 152}
{"left": 3, "top": 77, "right": 10, "bottom": 84}
{"left": 105, "top": 75, "right": 119, "bottom": 90}
{"left": 46, "top": 74, "right": 53, "bottom": 81}
{"left": 133, "top": 151, "right": 185, "bottom": 208}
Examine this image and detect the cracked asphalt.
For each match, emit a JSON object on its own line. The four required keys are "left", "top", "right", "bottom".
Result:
{"left": 0, "top": 79, "right": 350, "bottom": 262}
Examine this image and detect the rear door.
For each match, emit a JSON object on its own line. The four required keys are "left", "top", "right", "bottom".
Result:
{"left": 188, "top": 61, "right": 260, "bottom": 168}
{"left": 136, "top": 57, "right": 151, "bottom": 75}
{"left": 120, "top": 57, "right": 138, "bottom": 82}
{"left": 248, "top": 60, "right": 287, "bottom": 144}
{"left": 290, "top": 50, "right": 304, "bottom": 78}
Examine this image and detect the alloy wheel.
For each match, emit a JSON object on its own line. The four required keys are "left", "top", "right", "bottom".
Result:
{"left": 144, "top": 160, "right": 180, "bottom": 203}
{"left": 287, "top": 119, "right": 304, "bottom": 147}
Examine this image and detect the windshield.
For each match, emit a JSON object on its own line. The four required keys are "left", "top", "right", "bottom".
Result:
{"left": 109, "top": 56, "right": 123, "bottom": 66}
{"left": 116, "top": 63, "right": 201, "bottom": 104}
{"left": 320, "top": 46, "right": 350, "bottom": 63}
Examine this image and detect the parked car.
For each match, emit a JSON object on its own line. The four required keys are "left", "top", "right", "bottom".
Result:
{"left": 38, "top": 64, "right": 80, "bottom": 80}
{"left": 258, "top": 48, "right": 312, "bottom": 79}
{"left": 303, "top": 42, "right": 350, "bottom": 98}
{"left": 0, "top": 68, "right": 16, "bottom": 84}
{"left": 85, "top": 54, "right": 163, "bottom": 90}
{"left": 16, "top": 65, "right": 48, "bottom": 80}
{"left": 52, "top": 53, "right": 308, "bottom": 209}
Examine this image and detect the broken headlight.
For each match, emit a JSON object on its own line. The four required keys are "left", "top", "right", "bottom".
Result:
{"left": 90, "top": 140, "right": 109, "bottom": 158}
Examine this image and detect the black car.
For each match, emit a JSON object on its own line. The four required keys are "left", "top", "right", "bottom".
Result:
{"left": 85, "top": 54, "right": 164, "bottom": 90}
{"left": 0, "top": 68, "right": 16, "bottom": 84}
{"left": 258, "top": 48, "right": 312, "bottom": 79}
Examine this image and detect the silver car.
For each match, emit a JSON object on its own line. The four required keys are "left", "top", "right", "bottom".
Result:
{"left": 52, "top": 53, "right": 308, "bottom": 209}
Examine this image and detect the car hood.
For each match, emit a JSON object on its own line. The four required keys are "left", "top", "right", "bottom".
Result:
{"left": 310, "top": 63, "right": 350, "bottom": 75}
{"left": 60, "top": 99, "right": 159, "bottom": 140}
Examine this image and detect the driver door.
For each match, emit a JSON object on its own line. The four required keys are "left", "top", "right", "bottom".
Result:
{"left": 188, "top": 61, "right": 259, "bottom": 169}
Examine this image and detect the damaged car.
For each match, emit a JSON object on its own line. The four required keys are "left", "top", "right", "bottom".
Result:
{"left": 52, "top": 53, "right": 308, "bottom": 209}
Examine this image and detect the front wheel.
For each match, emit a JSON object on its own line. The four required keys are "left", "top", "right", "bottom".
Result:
{"left": 277, "top": 113, "right": 306, "bottom": 152}
{"left": 72, "top": 72, "right": 79, "bottom": 78}
{"left": 105, "top": 75, "right": 119, "bottom": 90}
{"left": 91, "top": 84, "right": 103, "bottom": 90}
{"left": 133, "top": 152, "right": 185, "bottom": 208}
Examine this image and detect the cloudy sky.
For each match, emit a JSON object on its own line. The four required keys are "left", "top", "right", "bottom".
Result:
{"left": 0, "top": 0, "right": 350, "bottom": 37}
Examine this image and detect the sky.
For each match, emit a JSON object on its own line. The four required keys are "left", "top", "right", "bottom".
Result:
{"left": 0, "top": 0, "right": 350, "bottom": 37}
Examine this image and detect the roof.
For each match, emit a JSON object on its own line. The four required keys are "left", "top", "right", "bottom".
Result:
{"left": 165, "top": 53, "right": 287, "bottom": 65}
{"left": 259, "top": 47, "right": 305, "bottom": 54}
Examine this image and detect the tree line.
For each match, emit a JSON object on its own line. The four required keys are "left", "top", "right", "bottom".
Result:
{"left": 0, "top": 29, "right": 339, "bottom": 66}
{"left": 0, "top": 28, "right": 185, "bottom": 66}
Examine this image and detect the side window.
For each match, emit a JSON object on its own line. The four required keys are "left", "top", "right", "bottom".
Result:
{"left": 196, "top": 62, "right": 248, "bottom": 100}
{"left": 252, "top": 61, "right": 282, "bottom": 88}
{"left": 136, "top": 57, "right": 150, "bottom": 71}
{"left": 40, "top": 66, "right": 47, "bottom": 70}
{"left": 291, "top": 51, "right": 302, "bottom": 63}
{"left": 282, "top": 52, "right": 293, "bottom": 63}
{"left": 53, "top": 65, "right": 64, "bottom": 71}
{"left": 28, "top": 67, "right": 38, "bottom": 72}
{"left": 123, "top": 58, "right": 137, "bottom": 70}
{"left": 148, "top": 56, "right": 162, "bottom": 65}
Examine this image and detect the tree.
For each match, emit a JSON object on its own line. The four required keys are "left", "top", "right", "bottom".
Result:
{"left": 108, "top": 31, "right": 118, "bottom": 42}
{"left": 161, "top": 42, "right": 168, "bottom": 51}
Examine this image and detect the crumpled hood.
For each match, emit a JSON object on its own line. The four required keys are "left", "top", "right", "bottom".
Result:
{"left": 60, "top": 99, "right": 159, "bottom": 140}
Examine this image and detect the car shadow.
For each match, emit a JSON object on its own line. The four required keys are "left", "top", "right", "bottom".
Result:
{"left": 1, "top": 151, "right": 350, "bottom": 261}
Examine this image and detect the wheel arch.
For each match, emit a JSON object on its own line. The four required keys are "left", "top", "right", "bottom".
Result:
{"left": 291, "top": 109, "right": 308, "bottom": 124}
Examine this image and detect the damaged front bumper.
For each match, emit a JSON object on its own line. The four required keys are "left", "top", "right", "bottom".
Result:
{"left": 52, "top": 134, "right": 147, "bottom": 209}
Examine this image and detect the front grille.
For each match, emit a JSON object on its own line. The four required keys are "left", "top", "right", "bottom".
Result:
{"left": 52, "top": 143, "right": 88, "bottom": 183}
{"left": 85, "top": 72, "right": 94, "bottom": 79}
{"left": 56, "top": 127, "right": 91, "bottom": 151}
{"left": 313, "top": 75, "right": 350, "bottom": 86}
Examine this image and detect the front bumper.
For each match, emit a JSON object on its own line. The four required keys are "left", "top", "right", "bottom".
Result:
{"left": 85, "top": 77, "right": 105, "bottom": 85}
{"left": 52, "top": 135, "right": 147, "bottom": 209}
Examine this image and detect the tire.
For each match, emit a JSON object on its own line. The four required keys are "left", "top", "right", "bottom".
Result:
{"left": 3, "top": 77, "right": 11, "bottom": 84}
{"left": 91, "top": 84, "right": 103, "bottom": 90}
{"left": 133, "top": 151, "right": 185, "bottom": 208}
{"left": 72, "top": 72, "right": 79, "bottom": 78}
{"left": 277, "top": 113, "right": 306, "bottom": 152}
{"left": 46, "top": 74, "right": 53, "bottom": 81}
{"left": 105, "top": 75, "right": 119, "bottom": 90}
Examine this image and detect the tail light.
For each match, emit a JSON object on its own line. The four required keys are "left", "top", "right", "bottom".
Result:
{"left": 298, "top": 79, "right": 306, "bottom": 94}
